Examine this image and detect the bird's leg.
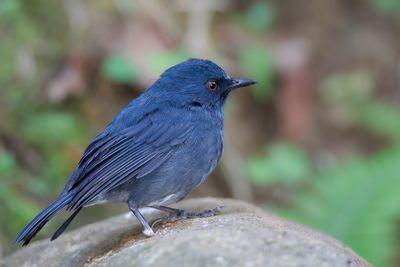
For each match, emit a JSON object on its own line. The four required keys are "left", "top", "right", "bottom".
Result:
{"left": 150, "top": 205, "right": 223, "bottom": 227}
{"left": 128, "top": 201, "right": 154, "bottom": 236}
{"left": 150, "top": 205, "right": 187, "bottom": 216}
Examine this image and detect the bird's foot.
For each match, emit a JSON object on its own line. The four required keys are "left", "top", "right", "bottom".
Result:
{"left": 129, "top": 203, "right": 155, "bottom": 237}
{"left": 151, "top": 206, "right": 223, "bottom": 228}
{"left": 174, "top": 206, "right": 223, "bottom": 219}
{"left": 142, "top": 227, "right": 155, "bottom": 237}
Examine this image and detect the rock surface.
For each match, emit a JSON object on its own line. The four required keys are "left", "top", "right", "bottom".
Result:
{"left": 2, "top": 198, "right": 372, "bottom": 267}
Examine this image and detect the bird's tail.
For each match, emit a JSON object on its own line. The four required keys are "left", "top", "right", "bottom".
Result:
{"left": 15, "top": 193, "right": 72, "bottom": 246}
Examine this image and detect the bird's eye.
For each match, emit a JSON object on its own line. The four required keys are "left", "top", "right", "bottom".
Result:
{"left": 207, "top": 80, "right": 218, "bottom": 91}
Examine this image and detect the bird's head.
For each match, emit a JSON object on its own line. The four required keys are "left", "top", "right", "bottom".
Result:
{"left": 150, "top": 58, "right": 256, "bottom": 109}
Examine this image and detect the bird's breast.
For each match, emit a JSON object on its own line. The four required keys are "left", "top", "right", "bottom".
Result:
{"left": 185, "top": 116, "right": 224, "bottom": 185}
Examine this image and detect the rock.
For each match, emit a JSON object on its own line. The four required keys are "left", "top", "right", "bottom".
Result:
{"left": 1, "top": 198, "right": 372, "bottom": 267}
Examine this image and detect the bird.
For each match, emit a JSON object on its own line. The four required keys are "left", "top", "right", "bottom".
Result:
{"left": 15, "top": 58, "right": 256, "bottom": 245}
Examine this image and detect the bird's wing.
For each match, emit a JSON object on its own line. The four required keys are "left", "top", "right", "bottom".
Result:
{"left": 65, "top": 115, "right": 193, "bottom": 209}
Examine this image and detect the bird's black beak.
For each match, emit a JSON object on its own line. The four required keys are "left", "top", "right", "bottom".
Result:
{"left": 229, "top": 78, "right": 257, "bottom": 90}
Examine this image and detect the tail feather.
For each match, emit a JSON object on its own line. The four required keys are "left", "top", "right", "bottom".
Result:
{"left": 15, "top": 194, "right": 72, "bottom": 246}
{"left": 51, "top": 207, "right": 82, "bottom": 241}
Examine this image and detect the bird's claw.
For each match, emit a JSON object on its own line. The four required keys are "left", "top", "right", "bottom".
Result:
{"left": 152, "top": 206, "right": 224, "bottom": 228}
{"left": 188, "top": 205, "right": 224, "bottom": 218}
{"left": 142, "top": 227, "right": 155, "bottom": 237}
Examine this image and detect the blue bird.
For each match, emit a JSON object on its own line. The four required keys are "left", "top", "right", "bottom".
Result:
{"left": 15, "top": 58, "right": 256, "bottom": 245}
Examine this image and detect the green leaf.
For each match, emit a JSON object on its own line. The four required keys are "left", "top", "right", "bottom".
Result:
{"left": 0, "top": 0, "right": 20, "bottom": 17}
{"left": 244, "top": 2, "right": 275, "bottom": 32}
{"left": 371, "top": 0, "right": 400, "bottom": 15}
{"left": 277, "top": 147, "right": 400, "bottom": 266}
{"left": 321, "top": 70, "right": 400, "bottom": 142}
{"left": 147, "top": 50, "right": 188, "bottom": 75}
{"left": 101, "top": 55, "right": 138, "bottom": 83}
{"left": 239, "top": 47, "right": 276, "bottom": 101}
{"left": 0, "top": 150, "right": 16, "bottom": 176}
{"left": 1, "top": 190, "right": 41, "bottom": 235}
{"left": 246, "top": 143, "right": 311, "bottom": 185}
{"left": 321, "top": 70, "right": 373, "bottom": 105}
{"left": 21, "top": 112, "right": 82, "bottom": 146}
{"left": 358, "top": 102, "right": 400, "bottom": 142}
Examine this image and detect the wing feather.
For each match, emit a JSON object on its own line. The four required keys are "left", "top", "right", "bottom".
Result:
{"left": 66, "top": 117, "right": 193, "bottom": 210}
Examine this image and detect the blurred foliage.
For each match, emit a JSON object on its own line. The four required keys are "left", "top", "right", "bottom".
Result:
{"left": 147, "top": 50, "right": 188, "bottom": 75}
{"left": 278, "top": 147, "right": 400, "bottom": 266}
{"left": 359, "top": 103, "right": 400, "bottom": 143}
{"left": 0, "top": 150, "right": 16, "bottom": 177}
{"left": 321, "top": 70, "right": 400, "bottom": 142}
{"left": 235, "top": 1, "right": 277, "bottom": 102}
{"left": 240, "top": 47, "right": 276, "bottom": 101}
{"left": 101, "top": 55, "right": 138, "bottom": 83}
{"left": 0, "top": 0, "right": 20, "bottom": 19}
{"left": 248, "top": 143, "right": 400, "bottom": 266}
{"left": 21, "top": 112, "right": 83, "bottom": 146}
{"left": 370, "top": 0, "right": 400, "bottom": 16}
{"left": 322, "top": 70, "right": 373, "bottom": 104}
{"left": 0, "top": 149, "right": 41, "bottom": 240}
{"left": 240, "top": 1, "right": 276, "bottom": 32}
{"left": 1, "top": 0, "right": 400, "bottom": 266}
{"left": 246, "top": 143, "right": 311, "bottom": 185}
{"left": 0, "top": 108, "right": 86, "bottom": 240}
{"left": 0, "top": 0, "right": 86, "bottom": 251}
{"left": 246, "top": 68, "right": 400, "bottom": 266}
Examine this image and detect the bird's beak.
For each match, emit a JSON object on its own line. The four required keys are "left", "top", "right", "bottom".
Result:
{"left": 229, "top": 78, "right": 257, "bottom": 90}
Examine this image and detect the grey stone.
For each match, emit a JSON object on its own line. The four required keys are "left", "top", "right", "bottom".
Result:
{"left": 1, "top": 198, "right": 372, "bottom": 267}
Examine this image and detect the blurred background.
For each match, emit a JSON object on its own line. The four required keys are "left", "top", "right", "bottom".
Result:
{"left": 0, "top": 0, "right": 399, "bottom": 265}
